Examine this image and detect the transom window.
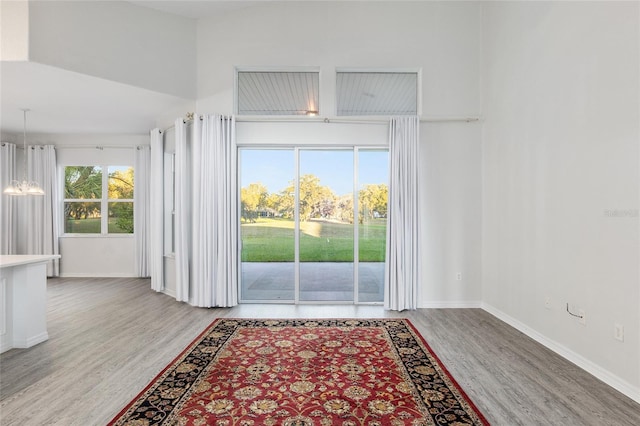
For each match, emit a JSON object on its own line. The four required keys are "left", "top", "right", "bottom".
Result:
{"left": 336, "top": 70, "right": 419, "bottom": 116}
{"left": 236, "top": 70, "right": 320, "bottom": 116}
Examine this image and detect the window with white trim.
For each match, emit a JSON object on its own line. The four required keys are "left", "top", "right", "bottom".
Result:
{"left": 63, "top": 165, "right": 134, "bottom": 234}
{"left": 236, "top": 69, "right": 320, "bottom": 116}
{"left": 336, "top": 70, "right": 419, "bottom": 116}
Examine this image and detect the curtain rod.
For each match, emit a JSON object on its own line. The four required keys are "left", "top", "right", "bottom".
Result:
{"left": 52, "top": 145, "right": 140, "bottom": 150}
{"left": 235, "top": 116, "right": 480, "bottom": 124}
{"left": 160, "top": 113, "right": 198, "bottom": 133}
{"left": 1, "top": 143, "right": 58, "bottom": 150}
{"left": 160, "top": 115, "right": 479, "bottom": 132}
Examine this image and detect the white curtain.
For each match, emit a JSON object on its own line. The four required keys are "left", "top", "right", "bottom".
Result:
{"left": 190, "top": 114, "right": 238, "bottom": 308}
{"left": 385, "top": 116, "right": 420, "bottom": 311}
{"left": 174, "top": 119, "right": 191, "bottom": 302}
{"left": 134, "top": 145, "right": 151, "bottom": 277}
{"left": 26, "top": 145, "right": 59, "bottom": 276}
{"left": 149, "top": 130, "right": 164, "bottom": 290}
{"left": 0, "top": 143, "right": 17, "bottom": 254}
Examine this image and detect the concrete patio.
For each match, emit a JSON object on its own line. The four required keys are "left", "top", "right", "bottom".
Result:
{"left": 240, "top": 262, "right": 384, "bottom": 303}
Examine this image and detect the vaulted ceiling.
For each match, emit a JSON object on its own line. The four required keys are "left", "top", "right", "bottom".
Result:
{"left": 1, "top": 61, "right": 191, "bottom": 135}
{"left": 1, "top": 0, "right": 235, "bottom": 136}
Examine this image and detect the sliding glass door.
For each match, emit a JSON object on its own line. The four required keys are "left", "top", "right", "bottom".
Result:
{"left": 357, "top": 150, "right": 388, "bottom": 302}
{"left": 239, "top": 149, "right": 295, "bottom": 301}
{"left": 240, "top": 147, "right": 387, "bottom": 304}
{"left": 298, "top": 150, "right": 354, "bottom": 301}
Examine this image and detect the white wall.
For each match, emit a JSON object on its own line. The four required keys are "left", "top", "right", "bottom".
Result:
{"left": 236, "top": 121, "right": 388, "bottom": 147}
{"left": 40, "top": 134, "right": 147, "bottom": 277}
{"left": 481, "top": 1, "right": 639, "bottom": 399}
{"left": 197, "top": 1, "right": 480, "bottom": 117}
{"left": 28, "top": 1, "right": 197, "bottom": 98}
{"left": 199, "top": 1, "right": 484, "bottom": 307}
{"left": 0, "top": 0, "right": 29, "bottom": 61}
{"left": 421, "top": 122, "right": 482, "bottom": 306}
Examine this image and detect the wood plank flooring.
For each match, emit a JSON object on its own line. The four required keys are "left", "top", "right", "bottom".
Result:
{"left": 1, "top": 277, "right": 638, "bottom": 425}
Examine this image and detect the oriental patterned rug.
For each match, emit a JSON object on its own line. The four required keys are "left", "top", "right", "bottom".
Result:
{"left": 109, "top": 319, "right": 489, "bottom": 426}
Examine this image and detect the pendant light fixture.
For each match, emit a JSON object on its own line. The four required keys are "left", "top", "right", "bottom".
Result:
{"left": 3, "top": 109, "right": 44, "bottom": 196}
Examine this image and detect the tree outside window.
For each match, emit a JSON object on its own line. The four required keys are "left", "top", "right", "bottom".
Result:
{"left": 64, "top": 165, "right": 134, "bottom": 234}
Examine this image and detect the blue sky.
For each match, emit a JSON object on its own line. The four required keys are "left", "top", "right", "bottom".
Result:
{"left": 240, "top": 149, "right": 388, "bottom": 196}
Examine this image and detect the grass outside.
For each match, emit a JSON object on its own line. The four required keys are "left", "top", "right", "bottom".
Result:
{"left": 66, "top": 216, "right": 387, "bottom": 260}
{"left": 242, "top": 217, "right": 386, "bottom": 262}
{"left": 65, "top": 218, "right": 131, "bottom": 234}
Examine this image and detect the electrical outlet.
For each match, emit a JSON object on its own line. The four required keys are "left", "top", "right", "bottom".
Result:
{"left": 579, "top": 309, "right": 586, "bottom": 325}
{"left": 614, "top": 323, "right": 624, "bottom": 342}
{"left": 544, "top": 297, "right": 551, "bottom": 309}
{"left": 456, "top": 272, "right": 462, "bottom": 281}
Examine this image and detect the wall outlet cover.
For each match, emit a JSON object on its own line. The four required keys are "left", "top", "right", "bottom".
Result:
{"left": 614, "top": 323, "right": 624, "bottom": 342}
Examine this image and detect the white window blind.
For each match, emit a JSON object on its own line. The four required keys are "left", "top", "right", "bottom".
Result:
{"left": 336, "top": 71, "right": 418, "bottom": 116}
{"left": 237, "top": 71, "right": 320, "bottom": 116}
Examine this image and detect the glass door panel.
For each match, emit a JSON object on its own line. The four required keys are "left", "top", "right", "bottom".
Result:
{"left": 239, "top": 147, "right": 387, "bottom": 304}
{"left": 298, "top": 150, "right": 354, "bottom": 302}
{"left": 357, "top": 150, "right": 388, "bottom": 303}
{"left": 240, "top": 149, "right": 295, "bottom": 301}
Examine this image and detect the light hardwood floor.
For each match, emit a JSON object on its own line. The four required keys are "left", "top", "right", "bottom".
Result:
{"left": 0, "top": 278, "right": 638, "bottom": 425}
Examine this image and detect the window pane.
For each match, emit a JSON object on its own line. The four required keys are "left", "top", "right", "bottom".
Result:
{"left": 108, "top": 202, "right": 134, "bottom": 233}
{"left": 64, "top": 166, "right": 102, "bottom": 199}
{"left": 64, "top": 202, "right": 101, "bottom": 233}
{"left": 336, "top": 71, "right": 417, "bottom": 116}
{"left": 108, "top": 166, "right": 134, "bottom": 199}
{"left": 240, "top": 149, "right": 295, "bottom": 301}
{"left": 357, "top": 150, "right": 388, "bottom": 303}
{"left": 237, "top": 71, "right": 319, "bottom": 115}
{"left": 299, "top": 150, "right": 354, "bottom": 302}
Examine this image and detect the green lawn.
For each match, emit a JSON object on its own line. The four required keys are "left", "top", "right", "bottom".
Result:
{"left": 66, "top": 216, "right": 387, "bottom": 261}
{"left": 65, "top": 218, "right": 131, "bottom": 234}
{"left": 241, "top": 217, "right": 386, "bottom": 262}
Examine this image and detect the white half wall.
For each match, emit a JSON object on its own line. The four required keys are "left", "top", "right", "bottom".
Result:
{"left": 58, "top": 236, "right": 134, "bottom": 278}
{"left": 481, "top": 1, "right": 639, "bottom": 398}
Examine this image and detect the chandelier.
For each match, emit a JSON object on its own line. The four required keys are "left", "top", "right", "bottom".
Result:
{"left": 3, "top": 109, "right": 44, "bottom": 196}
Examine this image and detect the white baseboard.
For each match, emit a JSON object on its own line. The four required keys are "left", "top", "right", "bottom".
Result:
{"left": 481, "top": 302, "right": 640, "bottom": 404}
{"left": 161, "top": 287, "right": 176, "bottom": 299}
{"left": 59, "top": 273, "right": 137, "bottom": 278}
{"left": 13, "top": 332, "right": 49, "bottom": 349}
{"left": 420, "top": 300, "right": 482, "bottom": 309}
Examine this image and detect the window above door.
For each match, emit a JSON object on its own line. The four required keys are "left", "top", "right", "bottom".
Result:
{"left": 236, "top": 68, "right": 320, "bottom": 116}
{"left": 336, "top": 69, "right": 419, "bottom": 116}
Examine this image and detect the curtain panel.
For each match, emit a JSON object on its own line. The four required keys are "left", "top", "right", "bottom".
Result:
{"left": 134, "top": 144, "right": 151, "bottom": 278}
{"left": 0, "top": 143, "right": 17, "bottom": 254}
{"left": 173, "top": 115, "right": 239, "bottom": 307}
{"left": 149, "top": 130, "right": 164, "bottom": 290}
{"left": 174, "top": 118, "right": 191, "bottom": 302}
{"left": 26, "top": 145, "right": 59, "bottom": 276}
{"left": 385, "top": 116, "right": 421, "bottom": 311}
{"left": 190, "top": 114, "right": 238, "bottom": 308}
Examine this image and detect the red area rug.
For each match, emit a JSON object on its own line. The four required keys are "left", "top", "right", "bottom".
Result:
{"left": 109, "top": 319, "right": 489, "bottom": 425}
